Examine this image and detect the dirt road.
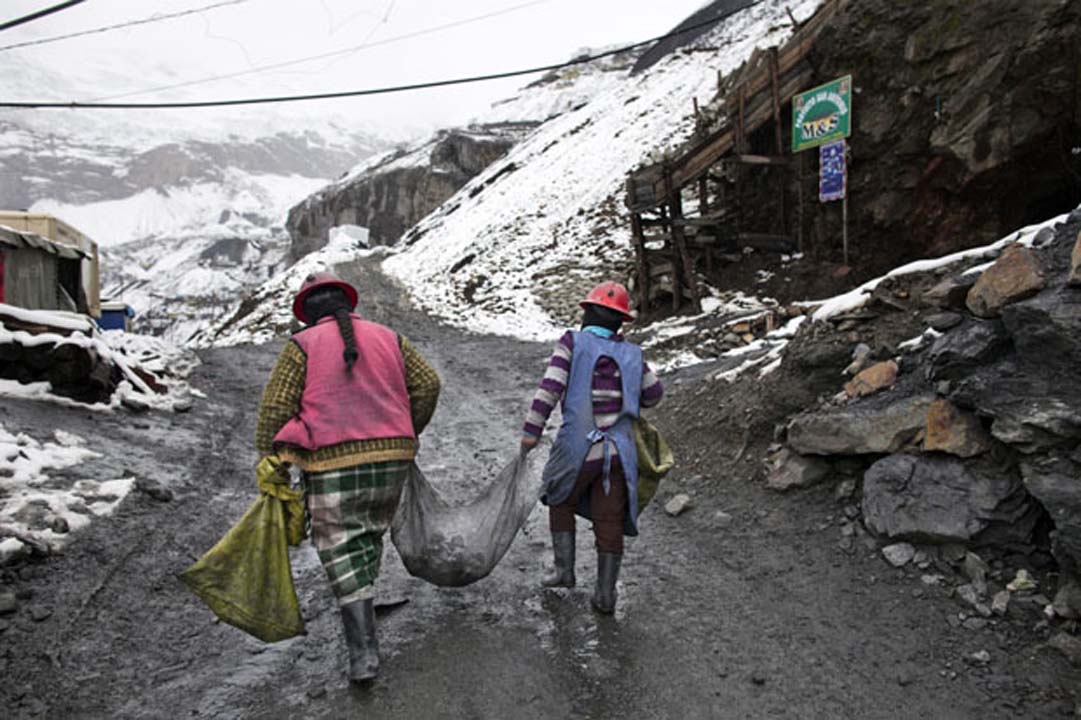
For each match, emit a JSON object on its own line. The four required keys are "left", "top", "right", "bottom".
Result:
{"left": 1, "top": 259, "right": 1077, "bottom": 719}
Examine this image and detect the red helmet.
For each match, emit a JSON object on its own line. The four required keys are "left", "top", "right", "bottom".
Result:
{"left": 292, "top": 271, "right": 358, "bottom": 323}
{"left": 580, "top": 281, "right": 634, "bottom": 321}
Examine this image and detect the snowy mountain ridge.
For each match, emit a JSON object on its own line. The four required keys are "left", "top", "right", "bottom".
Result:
{"left": 206, "top": 0, "right": 821, "bottom": 349}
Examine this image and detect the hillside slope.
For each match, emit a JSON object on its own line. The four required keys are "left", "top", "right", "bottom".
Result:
{"left": 382, "top": 0, "right": 822, "bottom": 341}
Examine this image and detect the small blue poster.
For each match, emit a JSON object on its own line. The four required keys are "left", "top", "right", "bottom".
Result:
{"left": 819, "top": 139, "right": 846, "bottom": 202}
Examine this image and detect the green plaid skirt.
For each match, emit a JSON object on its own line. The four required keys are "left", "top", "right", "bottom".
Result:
{"left": 305, "top": 460, "right": 410, "bottom": 602}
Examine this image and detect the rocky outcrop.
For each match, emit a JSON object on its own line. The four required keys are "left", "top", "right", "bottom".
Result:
{"left": 863, "top": 454, "right": 1038, "bottom": 546}
{"left": 924, "top": 398, "right": 993, "bottom": 458}
{"left": 285, "top": 126, "right": 528, "bottom": 259}
{"left": 699, "top": 0, "right": 1081, "bottom": 280}
{"left": 788, "top": 394, "right": 933, "bottom": 456}
{"left": 965, "top": 245, "right": 1045, "bottom": 317}
{"left": 772, "top": 207, "right": 1081, "bottom": 594}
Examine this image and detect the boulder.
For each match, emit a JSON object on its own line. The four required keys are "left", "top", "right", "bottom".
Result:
{"left": 922, "top": 276, "right": 975, "bottom": 311}
{"left": 844, "top": 360, "right": 899, "bottom": 399}
{"left": 882, "top": 542, "right": 915, "bottom": 567}
{"left": 1052, "top": 579, "right": 1081, "bottom": 620}
{"left": 926, "top": 312, "right": 963, "bottom": 332}
{"left": 862, "top": 453, "right": 1037, "bottom": 544}
{"left": 1001, "top": 287, "right": 1081, "bottom": 371}
{"left": 766, "top": 448, "right": 830, "bottom": 491}
{"left": 788, "top": 395, "right": 933, "bottom": 456}
{"left": 965, "top": 244, "right": 1045, "bottom": 318}
{"left": 1021, "top": 453, "right": 1081, "bottom": 578}
{"left": 927, "top": 319, "right": 1011, "bottom": 381}
{"left": 1069, "top": 229, "right": 1081, "bottom": 287}
{"left": 1049, "top": 632, "right": 1081, "bottom": 667}
{"left": 924, "top": 398, "right": 993, "bottom": 458}
{"left": 664, "top": 494, "right": 694, "bottom": 517}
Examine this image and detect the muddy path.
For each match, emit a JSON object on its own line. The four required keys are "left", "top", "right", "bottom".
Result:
{"left": 1, "top": 259, "right": 1077, "bottom": 718}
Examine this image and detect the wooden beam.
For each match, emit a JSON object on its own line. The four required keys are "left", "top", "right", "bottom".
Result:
{"left": 665, "top": 173, "right": 701, "bottom": 313}
{"left": 629, "top": 206, "right": 651, "bottom": 313}
{"left": 727, "top": 154, "right": 790, "bottom": 166}
{"left": 769, "top": 47, "right": 789, "bottom": 236}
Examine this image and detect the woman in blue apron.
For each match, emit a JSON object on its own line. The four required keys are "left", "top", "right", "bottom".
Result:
{"left": 521, "top": 282, "right": 663, "bottom": 613}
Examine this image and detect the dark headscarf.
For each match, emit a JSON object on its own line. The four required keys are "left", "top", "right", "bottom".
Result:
{"left": 580, "top": 303, "right": 625, "bottom": 333}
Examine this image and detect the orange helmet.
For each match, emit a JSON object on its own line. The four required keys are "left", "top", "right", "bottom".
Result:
{"left": 580, "top": 281, "right": 633, "bottom": 321}
{"left": 292, "top": 271, "right": 358, "bottom": 323}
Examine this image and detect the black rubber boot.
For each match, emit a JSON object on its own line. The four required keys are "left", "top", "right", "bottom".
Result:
{"left": 591, "top": 552, "right": 622, "bottom": 614}
{"left": 340, "top": 598, "right": 379, "bottom": 683}
{"left": 541, "top": 531, "right": 576, "bottom": 588}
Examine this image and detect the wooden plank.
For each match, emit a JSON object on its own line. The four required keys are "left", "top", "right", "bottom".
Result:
{"left": 665, "top": 174, "right": 701, "bottom": 313}
{"left": 728, "top": 154, "right": 789, "bottom": 166}
{"left": 628, "top": 204, "right": 651, "bottom": 312}
{"left": 769, "top": 47, "right": 789, "bottom": 235}
{"left": 625, "top": 0, "right": 842, "bottom": 211}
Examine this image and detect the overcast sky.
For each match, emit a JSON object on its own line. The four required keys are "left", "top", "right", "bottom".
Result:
{"left": 0, "top": 0, "right": 712, "bottom": 143}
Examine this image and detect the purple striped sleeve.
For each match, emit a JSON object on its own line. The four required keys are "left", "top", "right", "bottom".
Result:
{"left": 640, "top": 362, "right": 664, "bottom": 408}
{"left": 523, "top": 332, "right": 575, "bottom": 437}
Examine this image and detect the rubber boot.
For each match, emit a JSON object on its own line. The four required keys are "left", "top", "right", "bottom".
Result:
{"left": 541, "top": 531, "right": 576, "bottom": 588}
{"left": 591, "top": 552, "right": 622, "bottom": 614}
{"left": 340, "top": 598, "right": 379, "bottom": 683}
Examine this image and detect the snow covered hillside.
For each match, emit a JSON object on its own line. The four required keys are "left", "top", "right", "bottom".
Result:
{"left": 381, "top": 0, "right": 822, "bottom": 340}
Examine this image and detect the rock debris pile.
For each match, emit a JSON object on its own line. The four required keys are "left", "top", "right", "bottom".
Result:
{"left": 765, "top": 207, "right": 1081, "bottom": 658}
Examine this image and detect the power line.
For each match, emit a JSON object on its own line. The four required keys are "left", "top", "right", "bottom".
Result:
{"left": 0, "top": 0, "right": 250, "bottom": 52}
{"left": 88, "top": 0, "right": 549, "bottom": 103}
{"left": 0, "top": 1, "right": 767, "bottom": 110}
{"left": 0, "top": 0, "right": 87, "bottom": 32}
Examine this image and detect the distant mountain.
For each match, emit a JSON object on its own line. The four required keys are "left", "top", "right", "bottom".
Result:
{"left": 3, "top": 122, "right": 390, "bottom": 343}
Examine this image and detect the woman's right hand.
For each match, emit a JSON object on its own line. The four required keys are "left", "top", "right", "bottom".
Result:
{"left": 520, "top": 435, "right": 539, "bottom": 455}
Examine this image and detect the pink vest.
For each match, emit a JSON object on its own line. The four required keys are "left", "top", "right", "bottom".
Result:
{"left": 273, "top": 314, "right": 415, "bottom": 451}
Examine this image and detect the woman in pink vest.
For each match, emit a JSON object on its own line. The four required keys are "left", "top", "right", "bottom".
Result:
{"left": 255, "top": 271, "right": 441, "bottom": 684}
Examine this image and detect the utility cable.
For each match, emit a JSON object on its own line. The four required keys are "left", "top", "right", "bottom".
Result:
{"left": 87, "top": 0, "right": 549, "bottom": 103}
{"left": 0, "top": 0, "right": 87, "bottom": 32}
{"left": 0, "top": 0, "right": 769, "bottom": 110}
{"left": 0, "top": 0, "right": 250, "bottom": 51}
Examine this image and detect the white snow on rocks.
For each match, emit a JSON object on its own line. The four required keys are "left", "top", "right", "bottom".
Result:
{"left": 0, "top": 304, "right": 199, "bottom": 412}
{"left": 382, "top": 0, "right": 822, "bottom": 341}
{"left": 0, "top": 425, "right": 134, "bottom": 561}
{"left": 807, "top": 210, "right": 1074, "bottom": 322}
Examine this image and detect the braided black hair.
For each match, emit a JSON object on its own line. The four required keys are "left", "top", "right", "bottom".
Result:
{"left": 302, "top": 287, "right": 359, "bottom": 371}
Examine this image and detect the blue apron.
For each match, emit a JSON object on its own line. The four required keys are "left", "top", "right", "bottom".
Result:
{"left": 540, "top": 330, "right": 643, "bottom": 536}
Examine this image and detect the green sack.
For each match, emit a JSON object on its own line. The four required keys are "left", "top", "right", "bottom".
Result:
{"left": 179, "top": 491, "right": 306, "bottom": 643}
{"left": 635, "top": 416, "right": 675, "bottom": 513}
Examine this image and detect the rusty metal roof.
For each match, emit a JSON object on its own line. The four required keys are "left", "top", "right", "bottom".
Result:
{"left": 0, "top": 224, "right": 87, "bottom": 260}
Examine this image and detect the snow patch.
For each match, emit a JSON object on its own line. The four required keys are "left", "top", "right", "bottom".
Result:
{"left": 0, "top": 425, "right": 134, "bottom": 556}
{"left": 809, "top": 210, "right": 1074, "bottom": 322}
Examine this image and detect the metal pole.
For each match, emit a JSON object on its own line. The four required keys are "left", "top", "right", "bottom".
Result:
{"left": 842, "top": 194, "right": 849, "bottom": 266}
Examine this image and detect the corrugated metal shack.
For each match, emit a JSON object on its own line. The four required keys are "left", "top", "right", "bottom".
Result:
{"left": 0, "top": 211, "right": 101, "bottom": 317}
{"left": 0, "top": 224, "right": 92, "bottom": 315}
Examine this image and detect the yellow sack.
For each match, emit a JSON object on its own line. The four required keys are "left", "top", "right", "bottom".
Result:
{"left": 634, "top": 416, "right": 675, "bottom": 514}
{"left": 179, "top": 457, "right": 306, "bottom": 642}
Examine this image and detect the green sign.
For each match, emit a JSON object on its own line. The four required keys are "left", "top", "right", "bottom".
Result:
{"left": 792, "top": 75, "right": 852, "bottom": 153}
